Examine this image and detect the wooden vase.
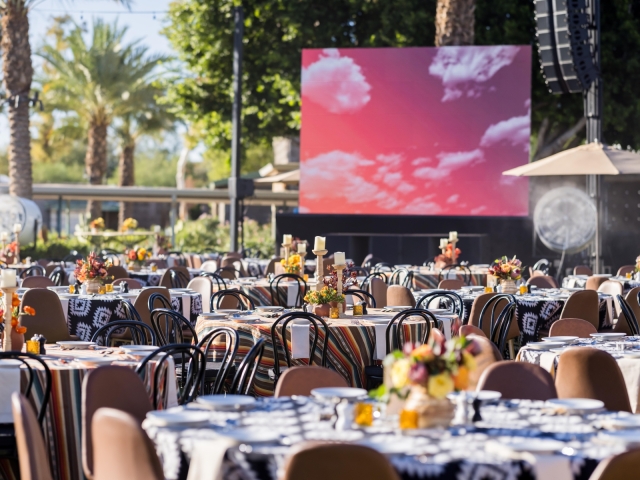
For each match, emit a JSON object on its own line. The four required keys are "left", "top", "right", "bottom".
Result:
{"left": 313, "top": 304, "right": 331, "bottom": 317}
{"left": 404, "top": 386, "right": 455, "bottom": 428}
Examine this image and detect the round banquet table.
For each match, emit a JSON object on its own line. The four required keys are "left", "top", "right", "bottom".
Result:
{"left": 517, "top": 336, "right": 640, "bottom": 413}
{"left": 66, "top": 268, "right": 202, "bottom": 287}
{"left": 55, "top": 291, "right": 203, "bottom": 341}
{"left": 0, "top": 347, "right": 178, "bottom": 480}
{"left": 409, "top": 267, "right": 488, "bottom": 289}
{"left": 213, "top": 280, "right": 307, "bottom": 308}
{"left": 563, "top": 275, "right": 640, "bottom": 293}
{"left": 142, "top": 395, "right": 637, "bottom": 480}
{"left": 195, "top": 309, "right": 461, "bottom": 397}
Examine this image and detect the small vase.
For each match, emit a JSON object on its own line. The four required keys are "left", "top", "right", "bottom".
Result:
{"left": 405, "top": 386, "right": 455, "bottom": 428}
{"left": 313, "top": 303, "right": 331, "bottom": 317}
{"left": 500, "top": 279, "right": 518, "bottom": 294}
{"left": 10, "top": 329, "right": 24, "bottom": 352}
{"left": 86, "top": 279, "right": 101, "bottom": 294}
{"left": 330, "top": 301, "right": 346, "bottom": 313}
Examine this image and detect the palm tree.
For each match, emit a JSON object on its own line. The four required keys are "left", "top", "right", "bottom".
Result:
{"left": 115, "top": 89, "right": 174, "bottom": 224}
{"left": 435, "top": 0, "right": 475, "bottom": 46}
{"left": 38, "top": 19, "right": 166, "bottom": 218}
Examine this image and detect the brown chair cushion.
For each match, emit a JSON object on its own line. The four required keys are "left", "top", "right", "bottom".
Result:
{"left": 275, "top": 366, "right": 348, "bottom": 398}
{"left": 477, "top": 361, "right": 557, "bottom": 401}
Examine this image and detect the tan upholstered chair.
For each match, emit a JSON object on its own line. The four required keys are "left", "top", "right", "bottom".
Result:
{"left": 468, "top": 293, "right": 500, "bottom": 338}
{"left": 526, "top": 275, "right": 557, "bottom": 288}
{"left": 20, "top": 289, "right": 72, "bottom": 342}
{"left": 187, "top": 276, "right": 213, "bottom": 313}
{"left": 275, "top": 366, "right": 348, "bottom": 398}
{"left": 133, "top": 287, "right": 171, "bottom": 329}
{"left": 191, "top": 254, "right": 203, "bottom": 269}
{"left": 106, "top": 265, "right": 128, "bottom": 281}
{"left": 386, "top": 285, "right": 416, "bottom": 308}
{"left": 200, "top": 260, "right": 218, "bottom": 273}
{"left": 21, "top": 276, "right": 55, "bottom": 288}
{"left": 459, "top": 324, "right": 487, "bottom": 338}
{"left": 112, "top": 278, "right": 144, "bottom": 290}
{"left": 616, "top": 265, "right": 636, "bottom": 277}
{"left": 560, "top": 290, "right": 600, "bottom": 330}
{"left": 555, "top": 348, "right": 632, "bottom": 412}
{"left": 11, "top": 393, "right": 54, "bottom": 480}
{"left": 369, "top": 277, "right": 388, "bottom": 308}
{"left": 283, "top": 443, "right": 400, "bottom": 480}
{"left": 92, "top": 408, "right": 164, "bottom": 480}
{"left": 82, "top": 366, "right": 153, "bottom": 479}
{"left": 574, "top": 265, "right": 593, "bottom": 276}
{"left": 159, "top": 266, "right": 191, "bottom": 288}
{"left": 586, "top": 276, "right": 609, "bottom": 291}
{"left": 614, "top": 287, "right": 640, "bottom": 335}
{"left": 467, "top": 334, "right": 501, "bottom": 390}
{"left": 438, "top": 279, "right": 464, "bottom": 290}
{"left": 477, "top": 361, "right": 557, "bottom": 400}
{"left": 588, "top": 448, "right": 640, "bottom": 480}
{"left": 598, "top": 280, "right": 623, "bottom": 297}
{"left": 549, "top": 318, "right": 597, "bottom": 338}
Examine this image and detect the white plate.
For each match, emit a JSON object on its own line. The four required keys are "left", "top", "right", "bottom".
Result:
{"left": 363, "top": 318, "right": 390, "bottom": 324}
{"left": 541, "top": 336, "right": 578, "bottom": 344}
{"left": 461, "top": 286, "right": 484, "bottom": 291}
{"left": 56, "top": 341, "right": 96, "bottom": 350}
{"left": 199, "top": 313, "right": 230, "bottom": 320}
{"left": 120, "top": 345, "right": 158, "bottom": 352}
{"left": 526, "top": 342, "right": 566, "bottom": 351}
{"left": 170, "top": 288, "right": 194, "bottom": 293}
{"left": 599, "top": 430, "right": 640, "bottom": 444}
{"left": 231, "top": 316, "right": 261, "bottom": 323}
{"left": 255, "top": 306, "right": 284, "bottom": 312}
{"left": 214, "top": 309, "right": 242, "bottom": 315}
{"left": 146, "top": 410, "right": 210, "bottom": 427}
{"left": 311, "top": 387, "right": 368, "bottom": 400}
{"left": 117, "top": 293, "right": 138, "bottom": 299}
{"left": 384, "top": 306, "right": 413, "bottom": 312}
{"left": 499, "top": 438, "right": 565, "bottom": 454}
{"left": 359, "top": 436, "right": 418, "bottom": 454}
{"left": 448, "top": 390, "right": 502, "bottom": 403}
{"left": 73, "top": 357, "right": 116, "bottom": 366}
{"left": 601, "top": 416, "right": 640, "bottom": 429}
{"left": 219, "top": 429, "right": 281, "bottom": 443}
{"left": 196, "top": 395, "right": 256, "bottom": 411}
{"left": 546, "top": 398, "right": 604, "bottom": 413}
{"left": 591, "top": 333, "right": 627, "bottom": 340}
{"left": 427, "top": 308, "right": 453, "bottom": 314}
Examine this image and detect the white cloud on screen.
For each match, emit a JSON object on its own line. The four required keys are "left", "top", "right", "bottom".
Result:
{"left": 302, "top": 49, "right": 371, "bottom": 114}
{"left": 480, "top": 113, "right": 530, "bottom": 152}
{"left": 470, "top": 206, "right": 488, "bottom": 215}
{"left": 447, "top": 194, "right": 459, "bottom": 204}
{"left": 414, "top": 149, "right": 484, "bottom": 182}
{"left": 428, "top": 46, "right": 520, "bottom": 101}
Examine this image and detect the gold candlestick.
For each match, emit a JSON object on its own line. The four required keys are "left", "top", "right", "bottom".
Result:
{"left": 333, "top": 263, "right": 346, "bottom": 318}
{"left": 312, "top": 249, "right": 327, "bottom": 291}
{"left": 1, "top": 286, "right": 17, "bottom": 351}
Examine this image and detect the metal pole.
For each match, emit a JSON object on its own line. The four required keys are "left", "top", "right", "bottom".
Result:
{"left": 170, "top": 194, "right": 177, "bottom": 248}
{"left": 66, "top": 200, "right": 71, "bottom": 237}
{"left": 57, "top": 195, "right": 62, "bottom": 237}
{"left": 229, "top": 6, "right": 244, "bottom": 253}
{"left": 585, "top": 0, "right": 602, "bottom": 273}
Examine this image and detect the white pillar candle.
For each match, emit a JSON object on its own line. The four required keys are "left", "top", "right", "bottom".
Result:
{"left": 334, "top": 252, "right": 346, "bottom": 265}
{"left": 297, "top": 242, "right": 306, "bottom": 254}
{"left": 439, "top": 238, "right": 448, "bottom": 249}
{"left": 1, "top": 269, "right": 17, "bottom": 288}
{"left": 0, "top": 232, "right": 7, "bottom": 242}
{"left": 449, "top": 231, "right": 458, "bottom": 242}
{"left": 13, "top": 223, "right": 22, "bottom": 234}
{"left": 283, "top": 234, "right": 292, "bottom": 245}
{"left": 314, "top": 236, "right": 326, "bottom": 251}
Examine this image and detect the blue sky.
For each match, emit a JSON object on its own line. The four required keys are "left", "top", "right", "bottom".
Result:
{"left": 0, "top": 0, "right": 174, "bottom": 147}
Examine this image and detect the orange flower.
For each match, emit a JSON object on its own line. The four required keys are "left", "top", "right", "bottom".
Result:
{"left": 22, "top": 306, "right": 35, "bottom": 316}
{"left": 453, "top": 366, "right": 469, "bottom": 390}
{"left": 11, "top": 295, "right": 20, "bottom": 308}
{"left": 10, "top": 318, "right": 18, "bottom": 327}
{"left": 15, "top": 326, "right": 27, "bottom": 335}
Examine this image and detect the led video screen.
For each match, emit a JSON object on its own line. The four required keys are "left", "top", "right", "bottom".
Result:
{"left": 299, "top": 46, "right": 531, "bottom": 216}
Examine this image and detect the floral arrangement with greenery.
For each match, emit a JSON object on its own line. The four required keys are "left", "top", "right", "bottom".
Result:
{"left": 324, "top": 262, "right": 359, "bottom": 290}
{"left": 128, "top": 247, "right": 151, "bottom": 266}
{"left": 378, "top": 336, "right": 480, "bottom": 400}
{"left": 280, "top": 254, "right": 302, "bottom": 274}
{"left": 0, "top": 293, "right": 35, "bottom": 335}
{"left": 304, "top": 286, "right": 345, "bottom": 305}
{"left": 488, "top": 256, "right": 522, "bottom": 281}
{"left": 74, "top": 252, "right": 111, "bottom": 284}
{"left": 444, "top": 243, "right": 461, "bottom": 260}
{"left": 120, "top": 218, "right": 139, "bottom": 232}
{"left": 89, "top": 217, "right": 105, "bottom": 230}
{"left": 635, "top": 256, "right": 640, "bottom": 273}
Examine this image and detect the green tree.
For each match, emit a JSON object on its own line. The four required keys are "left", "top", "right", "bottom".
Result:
{"left": 38, "top": 19, "right": 166, "bottom": 218}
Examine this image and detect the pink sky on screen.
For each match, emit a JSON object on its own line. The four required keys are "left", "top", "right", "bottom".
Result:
{"left": 299, "top": 46, "right": 531, "bottom": 216}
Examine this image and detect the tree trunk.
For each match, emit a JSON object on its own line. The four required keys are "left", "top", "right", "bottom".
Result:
{"left": 435, "top": 0, "right": 476, "bottom": 46}
{"left": 118, "top": 143, "right": 136, "bottom": 226}
{"left": 1, "top": 4, "right": 34, "bottom": 199}
{"left": 85, "top": 121, "right": 108, "bottom": 219}
{"left": 176, "top": 146, "right": 190, "bottom": 220}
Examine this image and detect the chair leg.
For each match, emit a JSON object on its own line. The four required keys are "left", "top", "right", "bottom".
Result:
{"left": 508, "top": 339, "right": 515, "bottom": 360}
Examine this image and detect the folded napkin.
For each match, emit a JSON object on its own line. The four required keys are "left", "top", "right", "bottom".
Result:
{"left": 374, "top": 323, "right": 388, "bottom": 360}
{"left": 186, "top": 437, "right": 239, "bottom": 480}
{"left": 182, "top": 294, "right": 191, "bottom": 320}
{"left": 436, "top": 316, "right": 453, "bottom": 340}
{"left": 539, "top": 352, "right": 558, "bottom": 376}
{"left": 0, "top": 362, "right": 22, "bottom": 423}
{"left": 290, "top": 323, "right": 310, "bottom": 359}
{"left": 287, "top": 283, "right": 299, "bottom": 307}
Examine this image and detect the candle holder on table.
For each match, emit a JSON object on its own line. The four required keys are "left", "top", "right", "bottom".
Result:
{"left": 1, "top": 286, "right": 17, "bottom": 351}
{"left": 312, "top": 249, "right": 327, "bottom": 291}
{"left": 333, "top": 263, "right": 346, "bottom": 318}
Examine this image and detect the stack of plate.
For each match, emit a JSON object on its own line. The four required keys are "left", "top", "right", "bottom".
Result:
{"left": 57, "top": 341, "right": 96, "bottom": 350}
{"left": 195, "top": 395, "right": 256, "bottom": 411}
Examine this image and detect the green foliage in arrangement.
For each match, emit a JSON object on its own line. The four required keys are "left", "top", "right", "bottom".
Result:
{"left": 21, "top": 234, "right": 90, "bottom": 261}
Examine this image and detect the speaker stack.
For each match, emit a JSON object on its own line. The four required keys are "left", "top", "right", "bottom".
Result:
{"left": 535, "top": 0, "right": 599, "bottom": 94}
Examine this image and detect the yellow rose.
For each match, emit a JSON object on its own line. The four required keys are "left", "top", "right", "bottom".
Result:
{"left": 137, "top": 252, "right": 145, "bottom": 261}
{"left": 390, "top": 358, "right": 411, "bottom": 389}
{"left": 139, "top": 248, "right": 146, "bottom": 256}
{"left": 462, "top": 352, "right": 477, "bottom": 371}
{"left": 500, "top": 264, "right": 510, "bottom": 273}
{"left": 427, "top": 373, "right": 454, "bottom": 399}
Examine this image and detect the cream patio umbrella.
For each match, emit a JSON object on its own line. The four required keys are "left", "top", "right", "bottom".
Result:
{"left": 503, "top": 142, "right": 640, "bottom": 272}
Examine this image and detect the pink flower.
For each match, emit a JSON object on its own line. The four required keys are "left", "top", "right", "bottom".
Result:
{"left": 408, "top": 363, "right": 428, "bottom": 384}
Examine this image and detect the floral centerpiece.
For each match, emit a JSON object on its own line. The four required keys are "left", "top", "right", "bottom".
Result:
{"left": 304, "top": 286, "right": 344, "bottom": 317}
{"left": 378, "top": 336, "right": 480, "bottom": 428}
{"left": 280, "top": 254, "right": 302, "bottom": 275}
{"left": 0, "top": 241, "right": 18, "bottom": 265}
{"left": 488, "top": 256, "right": 522, "bottom": 294}
{"left": 324, "top": 262, "right": 359, "bottom": 290}
{"left": 434, "top": 243, "right": 461, "bottom": 267}
{"left": 127, "top": 247, "right": 151, "bottom": 271}
{"left": 120, "top": 217, "right": 138, "bottom": 232}
{"left": 74, "top": 252, "right": 112, "bottom": 294}
{"left": 1, "top": 292, "right": 35, "bottom": 351}
{"left": 89, "top": 217, "right": 105, "bottom": 233}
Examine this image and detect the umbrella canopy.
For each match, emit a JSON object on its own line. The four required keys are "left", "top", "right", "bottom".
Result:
{"left": 502, "top": 143, "right": 640, "bottom": 176}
